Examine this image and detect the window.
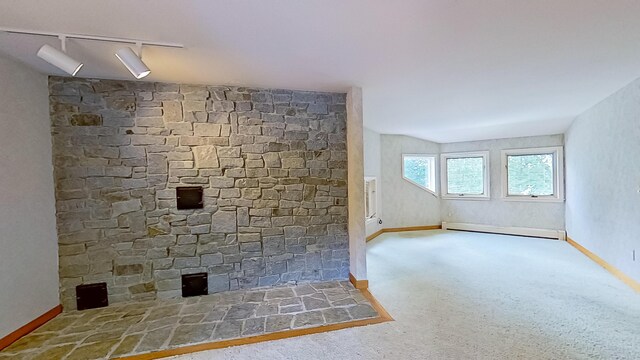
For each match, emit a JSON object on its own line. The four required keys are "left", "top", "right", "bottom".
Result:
{"left": 501, "top": 146, "right": 564, "bottom": 202}
{"left": 440, "top": 151, "right": 490, "bottom": 199}
{"left": 402, "top": 154, "right": 437, "bottom": 194}
{"left": 364, "top": 177, "right": 377, "bottom": 220}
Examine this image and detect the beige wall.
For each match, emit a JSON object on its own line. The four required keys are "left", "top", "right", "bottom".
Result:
{"left": 441, "top": 135, "right": 565, "bottom": 230}
{"left": 566, "top": 77, "right": 640, "bottom": 283}
{"left": 0, "top": 55, "right": 59, "bottom": 337}
{"left": 368, "top": 133, "right": 565, "bottom": 231}
{"left": 347, "top": 87, "right": 367, "bottom": 280}
{"left": 380, "top": 135, "right": 441, "bottom": 228}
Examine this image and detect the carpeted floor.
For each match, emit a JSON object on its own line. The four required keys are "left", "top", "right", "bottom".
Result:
{"left": 172, "top": 230, "right": 640, "bottom": 359}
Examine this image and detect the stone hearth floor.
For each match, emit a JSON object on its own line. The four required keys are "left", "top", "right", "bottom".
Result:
{"left": 0, "top": 281, "right": 381, "bottom": 360}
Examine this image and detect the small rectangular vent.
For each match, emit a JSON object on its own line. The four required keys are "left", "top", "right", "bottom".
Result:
{"left": 182, "top": 273, "right": 208, "bottom": 297}
{"left": 176, "top": 186, "right": 203, "bottom": 210}
{"left": 76, "top": 282, "right": 108, "bottom": 310}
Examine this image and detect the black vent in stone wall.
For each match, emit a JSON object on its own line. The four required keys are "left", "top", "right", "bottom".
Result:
{"left": 182, "top": 273, "right": 208, "bottom": 297}
{"left": 76, "top": 282, "right": 108, "bottom": 310}
{"left": 176, "top": 186, "right": 203, "bottom": 210}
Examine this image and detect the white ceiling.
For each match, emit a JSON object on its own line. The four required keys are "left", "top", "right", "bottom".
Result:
{"left": 1, "top": 0, "right": 640, "bottom": 143}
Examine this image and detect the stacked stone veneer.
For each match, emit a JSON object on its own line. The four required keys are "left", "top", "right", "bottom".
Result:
{"left": 49, "top": 77, "right": 349, "bottom": 310}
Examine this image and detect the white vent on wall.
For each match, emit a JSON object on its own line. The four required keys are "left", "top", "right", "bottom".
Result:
{"left": 365, "top": 177, "right": 377, "bottom": 220}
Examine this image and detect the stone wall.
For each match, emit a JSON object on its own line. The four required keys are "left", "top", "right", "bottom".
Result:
{"left": 49, "top": 77, "right": 349, "bottom": 310}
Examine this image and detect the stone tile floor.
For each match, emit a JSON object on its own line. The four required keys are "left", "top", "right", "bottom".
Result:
{"left": 0, "top": 281, "right": 379, "bottom": 360}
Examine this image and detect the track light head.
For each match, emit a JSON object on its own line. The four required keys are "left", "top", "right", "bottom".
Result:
{"left": 115, "top": 47, "right": 150, "bottom": 79}
{"left": 36, "top": 44, "right": 83, "bottom": 76}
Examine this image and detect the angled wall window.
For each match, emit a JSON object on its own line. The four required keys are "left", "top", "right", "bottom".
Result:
{"left": 440, "top": 151, "right": 490, "bottom": 199}
{"left": 364, "top": 177, "right": 377, "bottom": 221}
{"left": 501, "top": 146, "right": 564, "bottom": 202}
{"left": 402, "top": 154, "right": 437, "bottom": 195}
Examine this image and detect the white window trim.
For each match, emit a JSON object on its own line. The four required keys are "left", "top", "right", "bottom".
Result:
{"left": 440, "top": 151, "right": 490, "bottom": 200}
{"left": 500, "top": 146, "right": 564, "bottom": 203}
{"left": 364, "top": 176, "right": 378, "bottom": 222}
{"left": 401, "top": 154, "right": 438, "bottom": 197}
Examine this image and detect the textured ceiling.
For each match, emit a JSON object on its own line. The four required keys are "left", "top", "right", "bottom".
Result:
{"left": 1, "top": 0, "right": 640, "bottom": 142}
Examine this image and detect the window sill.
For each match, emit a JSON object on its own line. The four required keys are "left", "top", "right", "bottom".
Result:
{"left": 442, "top": 195, "right": 490, "bottom": 201}
{"left": 501, "top": 196, "right": 565, "bottom": 203}
{"left": 403, "top": 178, "right": 438, "bottom": 198}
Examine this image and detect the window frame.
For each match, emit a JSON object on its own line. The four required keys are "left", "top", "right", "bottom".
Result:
{"left": 501, "top": 146, "right": 564, "bottom": 202}
{"left": 401, "top": 153, "right": 438, "bottom": 196}
{"left": 440, "top": 151, "right": 490, "bottom": 200}
{"left": 364, "top": 176, "right": 378, "bottom": 222}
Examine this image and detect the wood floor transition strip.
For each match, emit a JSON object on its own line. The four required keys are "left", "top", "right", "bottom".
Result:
{"left": 567, "top": 236, "right": 640, "bottom": 293}
{"left": 116, "top": 289, "right": 393, "bottom": 360}
{"left": 0, "top": 305, "right": 62, "bottom": 351}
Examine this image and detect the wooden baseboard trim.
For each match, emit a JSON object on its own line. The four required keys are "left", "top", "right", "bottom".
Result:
{"left": 567, "top": 236, "right": 640, "bottom": 293}
{"left": 0, "top": 305, "right": 62, "bottom": 351}
{"left": 366, "top": 224, "right": 442, "bottom": 242}
{"left": 365, "top": 229, "right": 385, "bottom": 242}
{"left": 349, "top": 273, "right": 369, "bottom": 289}
{"left": 116, "top": 289, "right": 392, "bottom": 360}
{"left": 383, "top": 225, "right": 442, "bottom": 233}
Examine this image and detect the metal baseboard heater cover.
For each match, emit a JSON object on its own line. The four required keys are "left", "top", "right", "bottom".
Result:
{"left": 442, "top": 222, "right": 566, "bottom": 240}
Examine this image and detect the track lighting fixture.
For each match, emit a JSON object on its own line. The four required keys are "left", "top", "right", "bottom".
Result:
{"left": 115, "top": 45, "right": 150, "bottom": 79}
{"left": 36, "top": 37, "right": 83, "bottom": 76}
{"left": 0, "top": 27, "right": 183, "bottom": 79}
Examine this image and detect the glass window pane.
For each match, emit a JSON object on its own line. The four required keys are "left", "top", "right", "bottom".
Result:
{"left": 507, "top": 154, "right": 554, "bottom": 196}
{"left": 403, "top": 156, "right": 431, "bottom": 189}
{"left": 446, "top": 157, "right": 484, "bottom": 195}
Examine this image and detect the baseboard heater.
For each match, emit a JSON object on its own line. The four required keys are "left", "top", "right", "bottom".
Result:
{"left": 441, "top": 222, "right": 565, "bottom": 240}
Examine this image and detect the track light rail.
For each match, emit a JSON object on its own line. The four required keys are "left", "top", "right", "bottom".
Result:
{"left": 0, "top": 27, "right": 184, "bottom": 49}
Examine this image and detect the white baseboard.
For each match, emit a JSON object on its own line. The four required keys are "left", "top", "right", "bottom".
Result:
{"left": 442, "top": 222, "right": 565, "bottom": 240}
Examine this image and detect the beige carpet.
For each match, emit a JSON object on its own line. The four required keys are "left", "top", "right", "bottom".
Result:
{"left": 172, "top": 230, "right": 640, "bottom": 359}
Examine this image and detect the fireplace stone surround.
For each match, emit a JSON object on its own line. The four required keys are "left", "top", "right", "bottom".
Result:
{"left": 49, "top": 77, "right": 350, "bottom": 310}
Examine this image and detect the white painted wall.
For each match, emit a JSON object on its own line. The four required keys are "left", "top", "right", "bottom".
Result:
{"left": 441, "top": 135, "right": 565, "bottom": 230}
{"left": 0, "top": 55, "right": 59, "bottom": 338}
{"left": 380, "top": 135, "right": 441, "bottom": 228}
{"left": 565, "top": 78, "right": 640, "bottom": 283}
{"left": 346, "top": 87, "right": 367, "bottom": 280}
{"left": 363, "top": 127, "right": 382, "bottom": 236}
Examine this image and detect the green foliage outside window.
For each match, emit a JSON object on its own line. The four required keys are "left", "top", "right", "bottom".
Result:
{"left": 446, "top": 157, "right": 484, "bottom": 194}
{"left": 507, "top": 154, "right": 554, "bottom": 196}
{"left": 403, "top": 156, "right": 430, "bottom": 188}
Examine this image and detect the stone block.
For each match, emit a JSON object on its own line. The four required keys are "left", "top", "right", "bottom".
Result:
{"left": 201, "top": 253, "right": 223, "bottom": 266}
{"left": 183, "top": 100, "right": 206, "bottom": 112}
{"left": 174, "top": 257, "right": 200, "bottom": 269}
{"left": 115, "top": 264, "right": 144, "bottom": 276}
{"left": 241, "top": 258, "right": 265, "bottom": 275}
{"left": 282, "top": 157, "right": 305, "bottom": 168}
{"left": 193, "top": 145, "right": 219, "bottom": 168}
{"left": 112, "top": 199, "right": 142, "bottom": 216}
{"left": 211, "top": 211, "right": 237, "bottom": 233}
{"left": 238, "top": 233, "right": 261, "bottom": 243}
{"left": 70, "top": 114, "right": 103, "bottom": 126}
{"left": 263, "top": 236, "right": 285, "bottom": 256}
{"left": 169, "top": 245, "right": 197, "bottom": 257}
{"left": 210, "top": 176, "right": 235, "bottom": 188}
{"left": 194, "top": 123, "right": 221, "bottom": 136}
{"left": 208, "top": 274, "right": 230, "bottom": 293}
{"left": 163, "top": 101, "right": 182, "bottom": 122}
